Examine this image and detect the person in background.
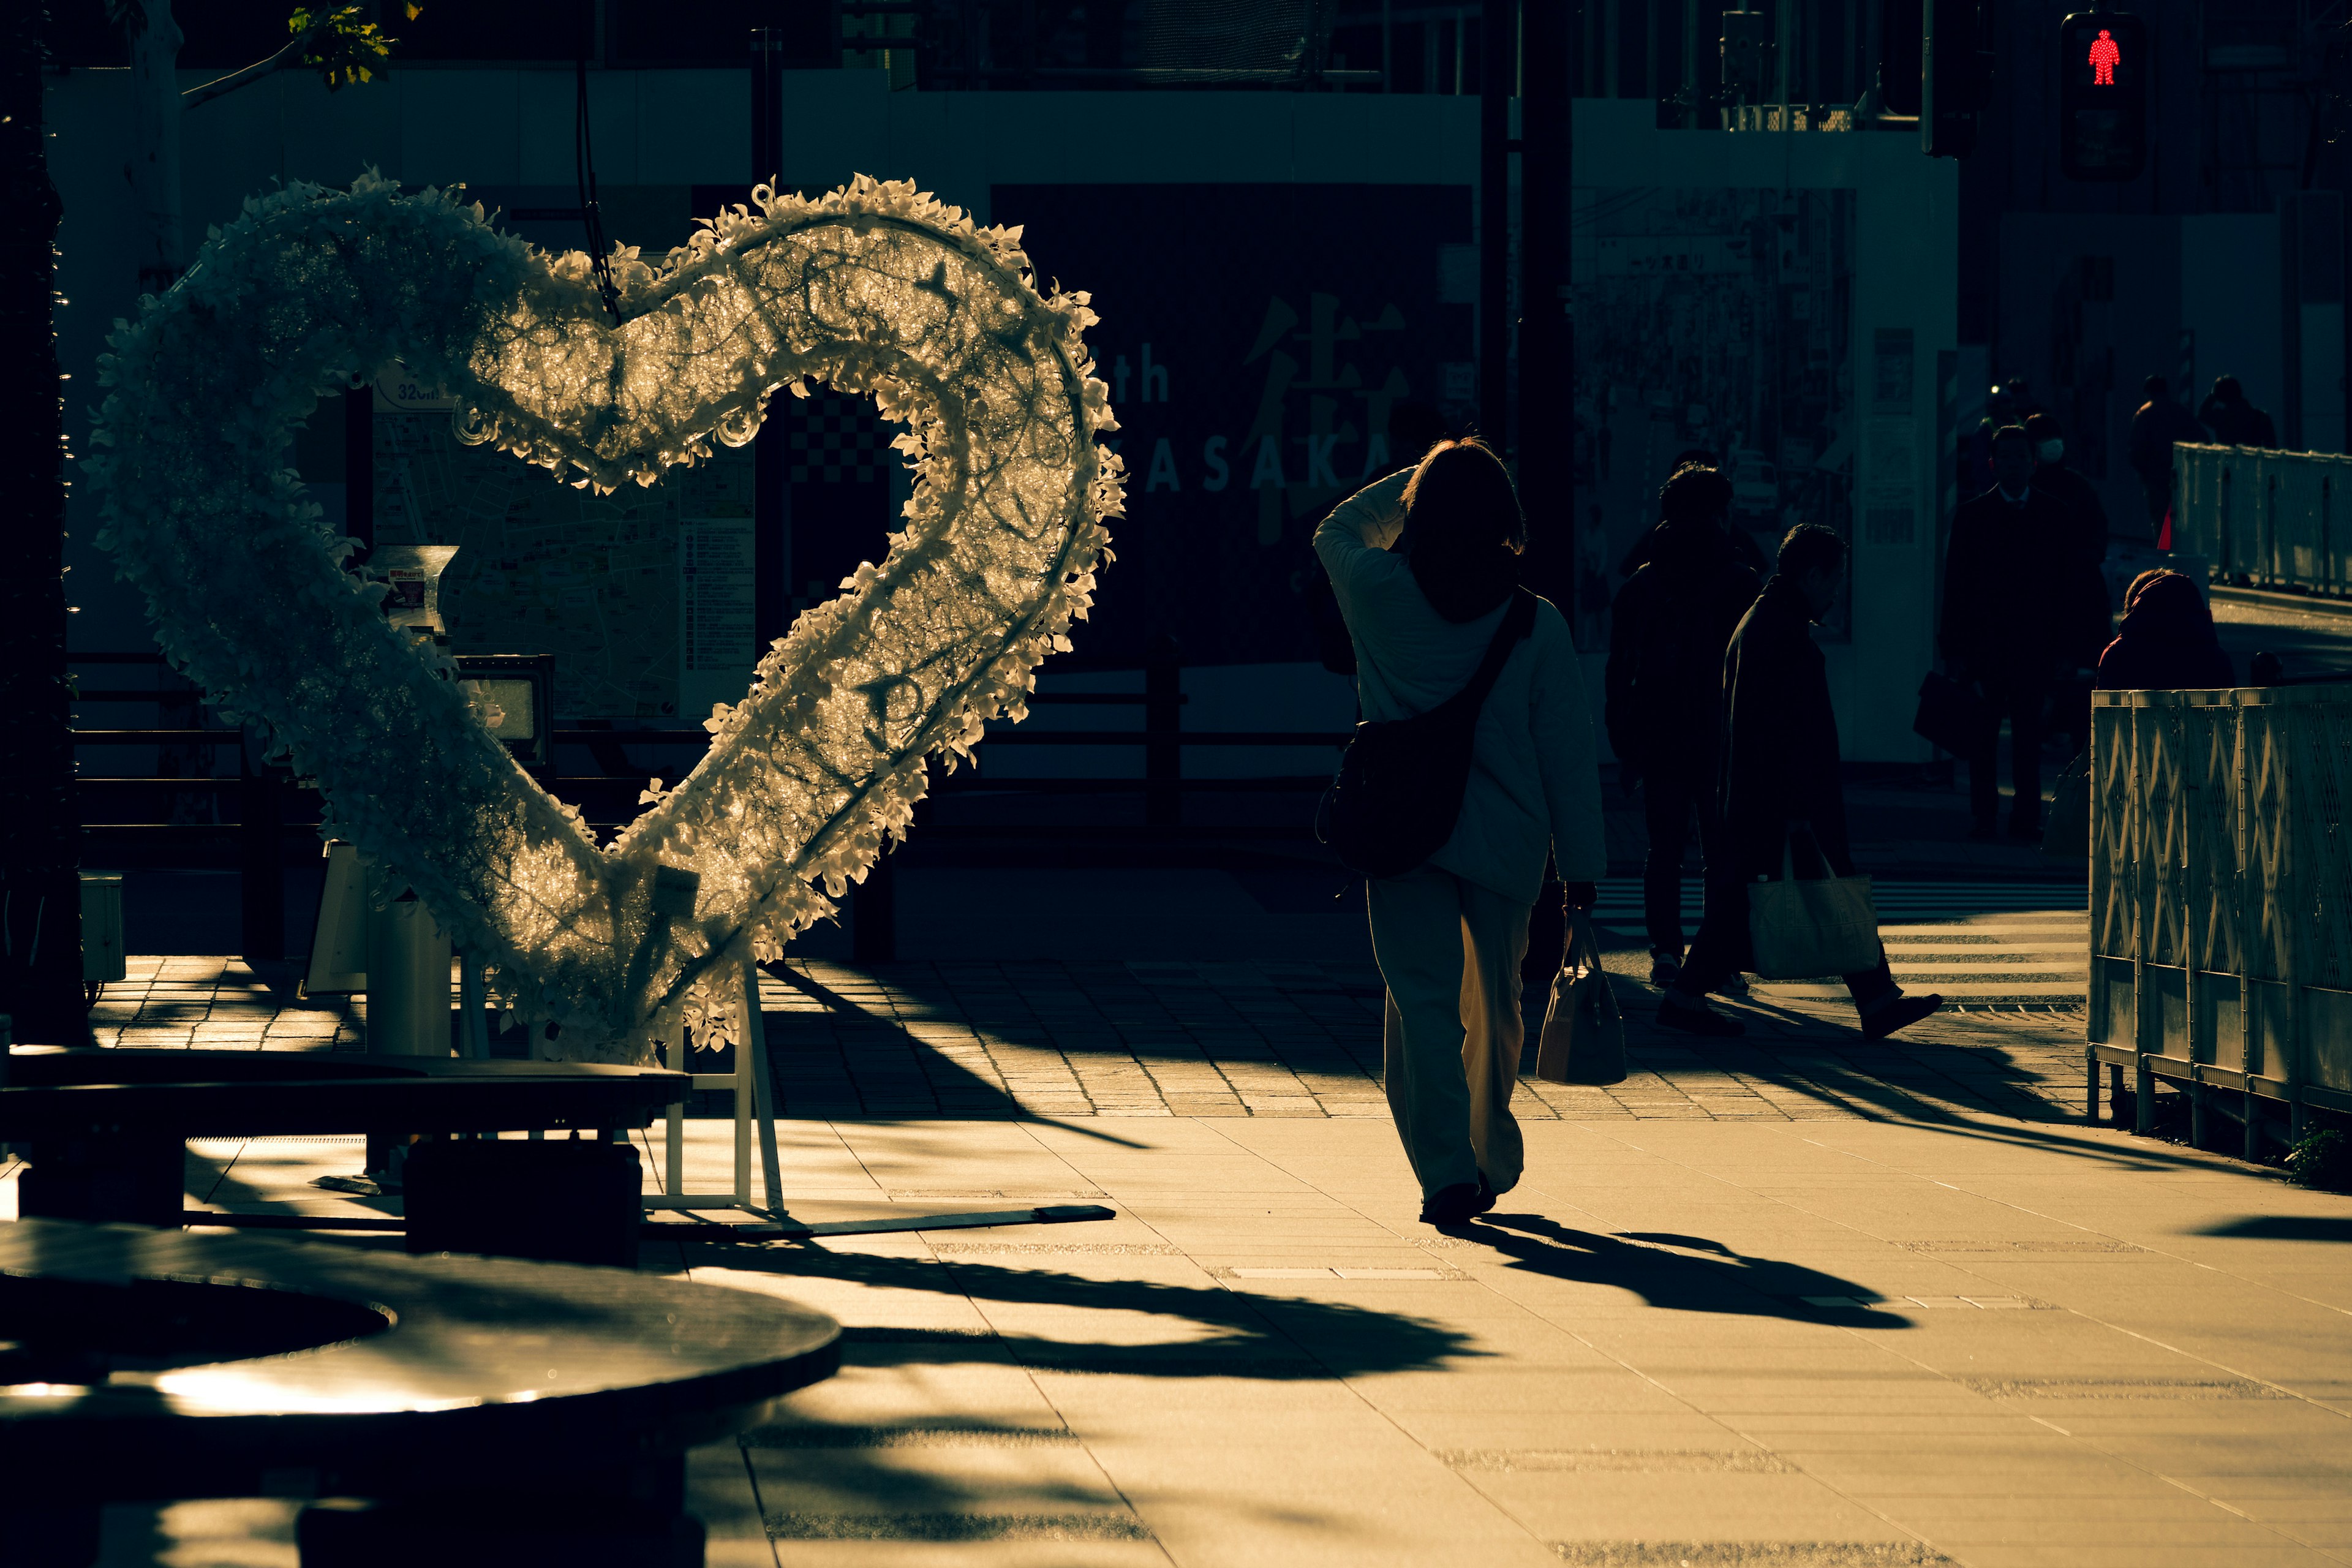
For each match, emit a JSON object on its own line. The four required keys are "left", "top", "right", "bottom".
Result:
{"left": 1942, "top": 426, "right": 2106, "bottom": 841}
{"left": 1656, "top": 525, "right": 1941, "bottom": 1041}
{"left": 1314, "top": 439, "right": 1607, "bottom": 1227}
{"left": 2095, "top": 570, "right": 2233, "bottom": 691}
{"left": 1605, "top": 464, "right": 1760, "bottom": 988}
{"left": 2024, "top": 412, "right": 2112, "bottom": 756}
{"left": 2199, "top": 375, "right": 2278, "bottom": 450}
{"left": 2024, "top": 413, "right": 2108, "bottom": 565}
{"left": 1620, "top": 450, "right": 1769, "bottom": 578}
{"left": 2128, "top": 374, "right": 2206, "bottom": 536}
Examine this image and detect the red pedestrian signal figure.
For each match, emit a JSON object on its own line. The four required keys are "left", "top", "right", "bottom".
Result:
{"left": 2060, "top": 11, "right": 2146, "bottom": 180}
{"left": 2089, "top": 28, "right": 2119, "bottom": 85}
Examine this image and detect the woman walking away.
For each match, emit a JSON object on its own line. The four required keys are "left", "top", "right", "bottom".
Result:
{"left": 1659, "top": 525, "right": 1942, "bottom": 1041}
{"left": 1316, "top": 439, "right": 1607, "bottom": 1226}
{"left": 2095, "top": 570, "right": 2233, "bottom": 691}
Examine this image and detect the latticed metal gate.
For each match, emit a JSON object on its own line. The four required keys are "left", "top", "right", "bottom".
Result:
{"left": 2089, "top": 687, "right": 2352, "bottom": 1151}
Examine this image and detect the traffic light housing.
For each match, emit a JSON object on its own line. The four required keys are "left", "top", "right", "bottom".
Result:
{"left": 1922, "top": 0, "right": 1992, "bottom": 159}
{"left": 2059, "top": 10, "right": 2148, "bottom": 181}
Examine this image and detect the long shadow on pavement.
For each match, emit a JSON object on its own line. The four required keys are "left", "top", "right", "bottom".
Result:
{"left": 683, "top": 1243, "right": 1480, "bottom": 1379}
{"left": 1460, "top": 1213, "right": 1913, "bottom": 1329}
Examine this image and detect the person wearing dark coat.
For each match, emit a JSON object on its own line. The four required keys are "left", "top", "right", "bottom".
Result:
{"left": 2199, "top": 375, "right": 2278, "bottom": 450}
{"left": 2128, "top": 374, "right": 2206, "bottom": 533}
{"left": 2024, "top": 412, "right": 2112, "bottom": 755}
{"left": 1619, "top": 450, "right": 1771, "bottom": 579}
{"left": 1655, "top": 525, "right": 1942, "bottom": 1040}
{"left": 1941, "top": 426, "right": 2109, "bottom": 840}
{"left": 2095, "top": 570, "right": 2234, "bottom": 690}
{"left": 1605, "top": 465, "right": 1760, "bottom": 986}
{"left": 2025, "top": 413, "right": 2109, "bottom": 566}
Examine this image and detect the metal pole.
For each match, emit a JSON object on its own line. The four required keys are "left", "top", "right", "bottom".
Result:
{"left": 1479, "top": 0, "right": 1517, "bottom": 450}
{"left": 1519, "top": 0, "right": 1572, "bottom": 625}
{"left": 239, "top": 744, "right": 284, "bottom": 964}
{"left": 0, "top": 6, "right": 88, "bottom": 1047}
{"left": 741, "top": 968, "right": 783, "bottom": 1216}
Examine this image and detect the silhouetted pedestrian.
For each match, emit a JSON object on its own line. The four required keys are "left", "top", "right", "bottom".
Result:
{"left": 1656, "top": 526, "right": 1940, "bottom": 1041}
{"left": 2025, "top": 412, "right": 2111, "bottom": 755}
{"left": 1605, "top": 464, "right": 1759, "bottom": 987}
{"left": 2128, "top": 374, "right": 2205, "bottom": 534}
{"left": 1620, "top": 450, "right": 1770, "bottom": 580}
{"left": 2026, "top": 413, "right": 2109, "bottom": 567}
{"left": 2199, "top": 375, "right": 2278, "bottom": 450}
{"left": 2096, "top": 570, "right": 2233, "bottom": 690}
{"left": 1315, "top": 438, "right": 1606, "bottom": 1227}
{"left": 1942, "top": 426, "right": 2109, "bottom": 840}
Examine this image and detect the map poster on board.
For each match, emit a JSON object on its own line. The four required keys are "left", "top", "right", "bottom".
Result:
{"left": 372, "top": 367, "right": 755, "bottom": 720}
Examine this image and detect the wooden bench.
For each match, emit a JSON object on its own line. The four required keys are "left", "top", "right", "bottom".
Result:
{"left": 2, "top": 1049, "right": 689, "bottom": 1263}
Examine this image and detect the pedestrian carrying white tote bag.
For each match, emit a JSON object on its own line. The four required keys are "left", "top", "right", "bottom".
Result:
{"left": 1746, "top": 824, "right": 1880, "bottom": 979}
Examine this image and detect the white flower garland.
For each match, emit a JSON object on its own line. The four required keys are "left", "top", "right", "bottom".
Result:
{"left": 88, "top": 172, "right": 1122, "bottom": 1063}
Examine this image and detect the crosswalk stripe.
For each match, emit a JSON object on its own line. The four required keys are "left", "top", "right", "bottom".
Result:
{"left": 1598, "top": 878, "right": 2089, "bottom": 1006}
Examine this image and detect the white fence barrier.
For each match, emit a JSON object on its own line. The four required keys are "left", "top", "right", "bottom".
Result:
{"left": 2088, "top": 685, "right": 2352, "bottom": 1150}
{"left": 2173, "top": 442, "right": 2352, "bottom": 594}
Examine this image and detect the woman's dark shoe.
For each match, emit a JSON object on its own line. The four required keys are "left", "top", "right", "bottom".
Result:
{"left": 1472, "top": 1172, "right": 1502, "bottom": 1216}
{"left": 1648, "top": 951, "right": 1684, "bottom": 988}
{"left": 1420, "top": 1182, "right": 1486, "bottom": 1225}
{"left": 1711, "top": 971, "right": 1750, "bottom": 998}
{"left": 1656, "top": 995, "right": 1745, "bottom": 1037}
{"left": 1860, "top": 992, "right": 1943, "bottom": 1040}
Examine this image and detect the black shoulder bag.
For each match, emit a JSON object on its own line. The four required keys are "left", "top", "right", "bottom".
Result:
{"left": 1315, "top": 590, "right": 1539, "bottom": 879}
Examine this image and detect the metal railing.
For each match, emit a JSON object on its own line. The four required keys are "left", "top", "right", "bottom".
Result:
{"left": 68, "top": 650, "right": 1350, "bottom": 962}
{"left": 2173, "top": 442, "right": 2352, "bottom": 594}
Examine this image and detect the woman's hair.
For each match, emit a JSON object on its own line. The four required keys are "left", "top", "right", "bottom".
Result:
{"left": 1401, "top": 437, "right": 1526, "bottom": 550}
{"left": 1396, "top": 437, "right": 1526, "bottom": 622}
{"left": 2122, "top": 568, "right": 2212, "bottom": 629}
{"left": 1775, "top": 522, "right": 1847, "bottom": 580}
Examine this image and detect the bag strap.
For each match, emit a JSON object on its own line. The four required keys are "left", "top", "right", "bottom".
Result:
{"left": 1449, "top": 590, "right": 1539, "bottom": 715}
{"left": 1780, "top": 819, "right": 1833, "bottom": 881}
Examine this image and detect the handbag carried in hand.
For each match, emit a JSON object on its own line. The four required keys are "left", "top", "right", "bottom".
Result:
{"left": 2041, "top": 749, "right": 2091, "bottom": 860}
{"left": 1535, "top": 911, "right": 1626, "bottom": 1084}
{"left": 1746, "top": 825, "right": 1880, "bottom": 979}
{"left": 1912, "top": 671, "right": 1988, "bottom": 756}
{"left": 1316, "top": 591, "right": 1537, "bottom": 879}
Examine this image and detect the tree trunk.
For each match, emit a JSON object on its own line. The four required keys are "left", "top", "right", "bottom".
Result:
{"left": 126, "top": 0, "right": 183, "bottom": 293}
{"left": 0, "top": 4, "right": 91, "bottom": 1046}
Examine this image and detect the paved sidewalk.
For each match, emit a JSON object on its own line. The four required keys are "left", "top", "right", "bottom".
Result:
{"left": 84, "top": 951, "right": 2089, "bottom": 1128}
{"left": 95, "top": 1105, "right": 2352, "bottom": 1567}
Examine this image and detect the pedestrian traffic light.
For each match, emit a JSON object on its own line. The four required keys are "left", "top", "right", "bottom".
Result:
{"left": 1922, "top": 0, "right": 1992, "bottom": 159}
{"left": 2059, "top": 10, "right": 2148, "bottom": 181}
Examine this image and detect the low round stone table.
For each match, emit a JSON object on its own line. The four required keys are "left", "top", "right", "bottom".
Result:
{"left": 0, "top": 1218, "right": 839, "bottom": 1566}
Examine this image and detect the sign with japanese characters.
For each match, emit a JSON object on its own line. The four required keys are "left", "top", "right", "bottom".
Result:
{"left": 1000, "top": 183, "right": 1471, "bottom": 666}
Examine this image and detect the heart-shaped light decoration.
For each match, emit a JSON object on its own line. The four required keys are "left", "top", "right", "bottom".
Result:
{"left": 88, "top": 173, "right": 1121, "bottom": 1063}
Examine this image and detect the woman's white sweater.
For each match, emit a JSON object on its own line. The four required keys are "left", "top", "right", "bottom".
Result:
{"left": 1313, "top": 471, "right": 1608, "bottom": 905}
